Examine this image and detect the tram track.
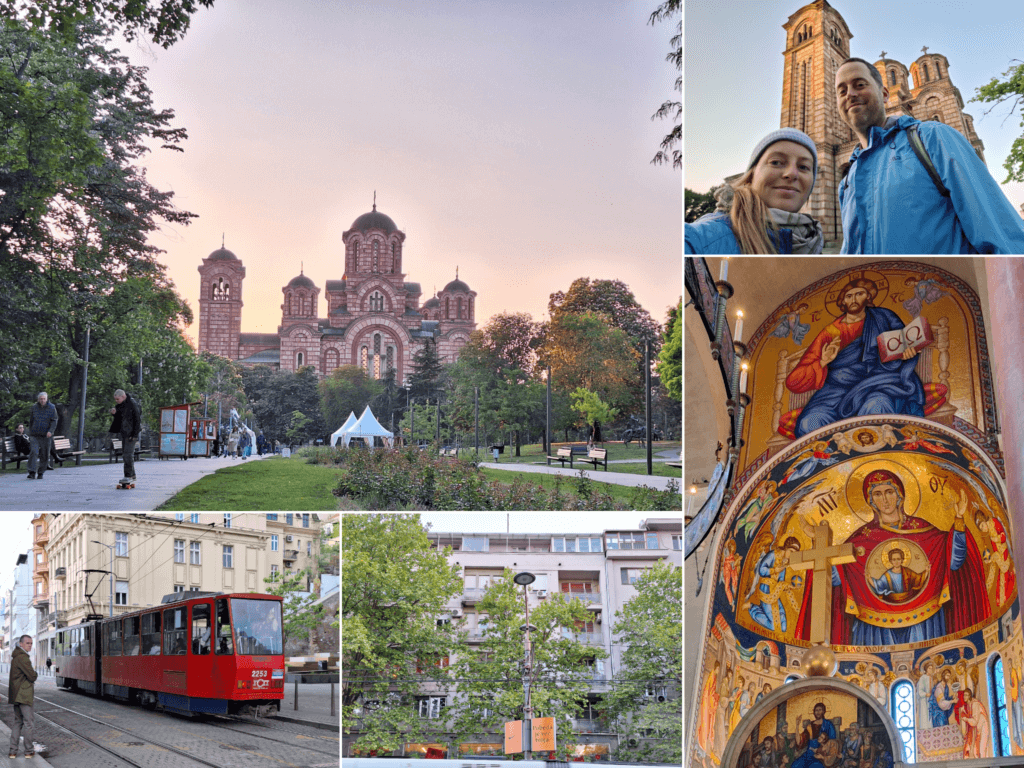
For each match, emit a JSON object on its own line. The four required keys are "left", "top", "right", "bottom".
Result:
{"left": 204, "top": 717, "right": 339, "bottom": 757}
{"left": 2, "top": 687, "right": 336, "bottom": 767}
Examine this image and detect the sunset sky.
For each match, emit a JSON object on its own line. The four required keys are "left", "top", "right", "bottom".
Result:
{"left": 125, "top": 0, "right": 682, "bottom": 344}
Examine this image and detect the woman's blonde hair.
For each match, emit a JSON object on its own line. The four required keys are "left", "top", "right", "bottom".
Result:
{"left": 729, "top": 168, "right": 777, "bottom": 254}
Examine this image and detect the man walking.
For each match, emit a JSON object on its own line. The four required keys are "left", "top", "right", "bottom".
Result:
{"left": 835, "top": 57, "right": 1024, "bottom": 253}
{"left": 8, "top": 634, "right": 37, "bottom": 758}
{"left": 111, "top": 389, "right": 141, "bottom": 484}
{"left": 27, "top": 392, "right": 58, "bottom": 480}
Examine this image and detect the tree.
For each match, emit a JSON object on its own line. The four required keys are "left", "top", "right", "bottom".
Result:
{"left": 685, "top": 187, "right": 717, "bottom": 222}
{"left": 342, "top": 514, "right": 464, "bottom": 756}
{"left": 548, "top": 278, "right": 660, "bottom": 363}
{"left": 648, "top": 0, "right": 680, "bottom": 169}
{"left": 263, "top": 568, "right": 325, "bottom": 655}
{"left": 2, "top": 0, "right": 216, "bottom": 48}
{"left": 447, "top": 568, "right": 607, "bottom": 761}
{"left": 602, "top": 560, "right": 682, "bottom": 764}
{"left": 657, "top": 300, "right": 681, "bottom": 401}
{"left": 971, "top": 59, "right": 1024, "bottom": 183}
{"left": 242, "top": 365, "right": 323, "bottom": 443}
{"left": 199, "top": 352, "right": 246, "bottom": 425}
{"left": 570, "top": 388, "right": 619, "bottom": 443}
{"left": 407, "top": 338, "right": 445, "bottom": 402}
{"left": 318, "top": 365, "right": 383, "bottom": 433}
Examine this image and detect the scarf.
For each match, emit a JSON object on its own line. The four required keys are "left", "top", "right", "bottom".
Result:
{"left": 768, "top": 208, "right": 824, "bottom": 254}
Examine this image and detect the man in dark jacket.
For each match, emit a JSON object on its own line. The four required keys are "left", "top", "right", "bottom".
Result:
{"left": 12, "top": 424, "right": 30, "bottom": 456}
{"left": 27, "top": 392, "right": 58, "bottom": 480}
{"left": 8, "top": 634, "right": 37, "bottom": 758}
{"left": 112, "top": 389, "right": 141, "bottom": 482}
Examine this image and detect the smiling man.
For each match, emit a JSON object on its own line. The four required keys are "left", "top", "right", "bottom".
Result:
{"left": 835, "top": 57, "right": 1024, "bottom": 254}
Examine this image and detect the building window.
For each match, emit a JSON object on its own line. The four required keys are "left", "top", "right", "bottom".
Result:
{"left": 462, "top": 536, "right": 489, "bottom": 552}
{"left": 307, "top": 541, "right": 312, "bottom": 556}
{"left": 190, "top": 513, "right": 199, "bottom": 523}
{"left": 286, "top": 514, "right": 294, "bottom": 526}
{"left": 370, "top": 291, "right": 384, "bottom": 312}
{"left": 386, "top": 345, "right": 394, "bottom": 372}
{"left": 270, "top": 564, "right": 279, "bottom": 582}
{"left": 36, "top": 551, "right": 43, "bottom": 564}
{"left": 606, "top": 532, "right": 647, "bottom": 550}
{"left": 116, "top": 532, "right": 128, "bottom": 557}
{"left": 173, "top": 585, "right": 185, "bottom": 594}
{"left": 672, "top": 534, "right": 682, "bottom": 550}
{"left": 174, "top": 540, "right": 185, "bottom": 564}
{"left": 445, "top": 296, "right": 450, "bottom": 318}
{"left": 417, "top": 696, "right": 446, "bottom": 719}
{"left": 296, "top": 351, "right": 304, "bottom": 368}
{"left": 175, "top": 513, "right": 184, "bottom": 522}
{"left": 224, "top": 513, "right": 231, "bottom": 528}
{"left": 992, "top": 655, "right": 1012, "bottom": 756}
{"left": 271, "top": 535, "right": 279, "bottom": 552}
{"left": 302, "top": 513, "right": 310, "bottom": 528}
{"left": 190, "top": 542, "right": 201, "bottom": 565}
{"left": 888, "top": 69, "right": 896, "bottom": 86}
{"left": 646, "top": 532, "right": 659, "bottom": 549}
{"left": 621, "top": 568, "right": 649, "bottom": 585}
{"left": 223, "top": 545, "right": 234, "bottom": 568}
{"left": 923, "top": 63, "right": 930, "bottom": 82}
{"left": 892, "top": 679, "right": 916, "bottom": 762}
{"left": 267, "top": 514, "right": 278, "bottom": 521}
{"left": 360, "top": 345, "right": 368, "bottom": 372}
{"left": 36, "top": 581, "right": 43, "bottom": 595}
{"left": 115, "top": 581, "right": 128, "bottom": 605}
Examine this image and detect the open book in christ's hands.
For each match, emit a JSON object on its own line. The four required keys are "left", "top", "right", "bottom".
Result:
{"left": 876, "top": 315, "right": 933, "bottom": 363}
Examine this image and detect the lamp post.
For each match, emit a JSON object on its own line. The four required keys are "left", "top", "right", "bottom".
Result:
{"left": 92, "top": 540, "right": 114, "bottom": 617}
{"left": 513, "top": 571, "right": 536, "bottom": 759}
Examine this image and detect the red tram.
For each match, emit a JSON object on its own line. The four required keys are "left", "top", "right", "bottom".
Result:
{"left": 54, "top": 592, "right": 284, "bottom": 717}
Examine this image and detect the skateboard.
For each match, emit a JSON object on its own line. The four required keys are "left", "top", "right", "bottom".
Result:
{"left": 116, "top": 478, "right": 136, "bottom": 489}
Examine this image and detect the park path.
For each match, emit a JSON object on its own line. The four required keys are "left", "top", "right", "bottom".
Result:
{"left": 477, "top": 461, "right": 683, "bottom": 494}
{"left": 0, "top": 453, "right": 269, "bottom": 512}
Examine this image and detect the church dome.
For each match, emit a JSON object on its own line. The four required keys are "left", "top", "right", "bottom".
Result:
{"left": 443, "top": 278, "right": 470, "bottom": 293}
{"left": 287, "top": 273, "right": 316, "bottom": 289}
{"left": 208, "top": 247, "right": 238, "bottom": 261}
{"left": 423, "top": 296, "right": 440, "bottom": 308}
{"left": 350, "top": 208, "right": 398, "bottom": 234}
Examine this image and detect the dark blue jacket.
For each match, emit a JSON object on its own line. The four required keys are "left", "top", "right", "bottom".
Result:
{"left": 29, "top": 401, "right": 58, "bottom": 437}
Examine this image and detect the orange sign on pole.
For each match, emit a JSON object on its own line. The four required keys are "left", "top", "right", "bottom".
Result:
{"left": 532, "top": 717, "right": 556, "bottom": 752}
{"left": 504, "top": 720, "right": 523, "bottom": 754}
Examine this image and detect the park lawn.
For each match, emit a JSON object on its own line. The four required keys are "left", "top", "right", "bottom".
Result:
{"left": 605, "top": 462, "right": 682, "bottom": 478}
{"left": 156, "top": 456, "right": 341, "bottom": 511}
{"left": 468, "top": 441, "right": 682, "bottom": 465}
{"left": 477, "top": 467, "right": 680, "bottom": 508}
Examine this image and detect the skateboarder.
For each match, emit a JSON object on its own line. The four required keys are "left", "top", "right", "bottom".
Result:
{"left": 111, "top": 389, "right": 141, "bottom": 486}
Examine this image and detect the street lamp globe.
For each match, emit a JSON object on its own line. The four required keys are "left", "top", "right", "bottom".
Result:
{"left": 513, "top": 572, "right": 536, "bottom": 586}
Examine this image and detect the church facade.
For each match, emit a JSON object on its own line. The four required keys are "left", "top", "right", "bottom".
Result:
{"left": 196, "top": 205, "right": 477, "bottom": 383}
{"left": 685, "top": 257, "right": 1024, "bottom": 768}
{"left": 776, "top": 0, "right": 986, "bottom": 244}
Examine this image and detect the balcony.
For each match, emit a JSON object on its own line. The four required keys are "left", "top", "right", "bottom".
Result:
{"left": 34, "top": 527, "right": 49, "bottom": 546}
{"left": 559, "top": 589, "right": 601, "bottom": 608}
{"left": 572, "top": 718, "right": 602, "bottom": 733}
{"left": 54, "top": 566, "right": 66, "bottom": 579}
{"left": 282, "top": 549, "right": 299, "bottom": 563}
{"left": 562, "top": 629, "right": 603, "bottom": 645}
{"left": 34, "top": 558, "right": 48, "bottom": 577}
{"left": 461, "top": 588, "right": 485, "bottom": 606}
{"left": 47, "top": 610, "right": 67, "bottom": 628}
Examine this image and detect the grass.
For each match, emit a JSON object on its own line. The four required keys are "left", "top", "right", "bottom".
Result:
{"left": 454, "top": 441, "right": 681, "bottom": 471}
{"left": 156, "top": 456, "right": 342, "bottom": 511}
{"left": 477, "top": 467, "right": 679, "bottom": 509}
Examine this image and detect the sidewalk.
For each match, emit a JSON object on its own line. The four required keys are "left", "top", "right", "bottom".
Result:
{"left": 0, "top": 453, "right": 270, "bottom": 512}
{"left": 477, "top": 462, "right": 683, "bottom": 492}
{"left": 0, "top": 706, "right": 55, "bottom": 767}
{"left": 273, "top": 681, "right": 340, "bottom": 731}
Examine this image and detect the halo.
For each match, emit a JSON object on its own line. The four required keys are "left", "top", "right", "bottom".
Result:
{"left": 880, "top": 540, "right": 913, "bottom": 566}
{"left": 847, "top": 457, "right": 921, "bottom": 524}
{"left": 825, "top": 269, "right": 890, "bottom": 318}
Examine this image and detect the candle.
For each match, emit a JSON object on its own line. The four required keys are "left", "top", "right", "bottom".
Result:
{"left": 719, "top": 258, "right": 729, "bottom": 282}
{"left": 739, "top": 363, "right": 749, "bottom": 393}
{"left": 735, "top": 310, "right": 744, "bottom": 344}
{"left": 687, "top": 486, "right": 697, "bottom": 515}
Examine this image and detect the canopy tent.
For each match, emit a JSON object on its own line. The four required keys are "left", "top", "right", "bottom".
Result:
{"left": 330, "top": 412, "right": 358, "bottom": 447}
{"left": 340, "top": 405, "right": 394, "bottom": 449}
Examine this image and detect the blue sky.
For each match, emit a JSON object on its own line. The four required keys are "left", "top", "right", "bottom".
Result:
{"left": 684, "top": 0, "right": 1024, "bottom": 213}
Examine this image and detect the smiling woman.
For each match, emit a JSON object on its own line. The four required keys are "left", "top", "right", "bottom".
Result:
{"left": 685, "top": 128, "right": 824, "bottom": 255}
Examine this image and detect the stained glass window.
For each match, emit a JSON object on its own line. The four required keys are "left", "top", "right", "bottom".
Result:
{"left": 993, "top": 655, "right": 1012, "bottom": 756}
{"left": 892, "top": 679, "right": 916, "bottom": 762}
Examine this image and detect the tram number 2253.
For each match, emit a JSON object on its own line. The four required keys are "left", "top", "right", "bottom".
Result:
{"left": 252, "top": 670, "right": 270, "bottom": 689}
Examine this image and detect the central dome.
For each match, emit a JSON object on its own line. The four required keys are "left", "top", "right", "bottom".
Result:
{"left": 350, "top": 208, "right": 398, "bottom": 235}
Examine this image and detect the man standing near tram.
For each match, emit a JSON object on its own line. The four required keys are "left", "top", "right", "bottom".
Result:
{"left": 8, "top": 634, "right": 38, "bottom": 759}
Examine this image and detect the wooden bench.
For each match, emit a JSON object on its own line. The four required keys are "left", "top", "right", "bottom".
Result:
{"left": 439, "top": 445, "right": 459, "bottom": 458}
{"left": 578, "top": 447, "right": 608, "bottom": 471}
{"left": 547, "top": 445, "right": 587, "bottom": 468}
{"left": 2, "top": 436, "right": 30, "bottom": 470}
{"left": 51, "top": 436, "right": 86, "bottom": 467}
{"left": 109, "top": 439, "right": 146, "bottom": 463}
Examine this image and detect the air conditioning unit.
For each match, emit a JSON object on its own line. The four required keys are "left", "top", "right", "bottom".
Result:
{"left": 537, "top": 590, "right": 548, "bottom": 598}
{"left": 285, "top": 535, "right": 293, "bottom": 542}
{"left": 657, "top": 695, "right": 667, "bottom": 703}
{"left": 595, "top": 614, "right": 602, "bottom": 623}
{"left": 450, "top": 609, "right": 462, "bottom": 618}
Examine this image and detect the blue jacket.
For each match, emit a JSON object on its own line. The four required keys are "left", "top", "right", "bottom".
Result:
{"left": 685, "top": 211, "right": 799, "bottom": 254}
{"left": 29, "top": 401, "right": 58, "bottom": 437}
{"left": 840, "top": 115, "right": 1024, "bottom": 254}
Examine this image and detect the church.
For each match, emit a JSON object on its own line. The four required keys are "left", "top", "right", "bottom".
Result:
{"left": 730, "top": 0, "right": 987, "bottom": 246}
{"left": 685, "top": 257, "right": 1024, "bottom": 767}
{"left": 196, "top": 204, "right": 477, "bottom": 382}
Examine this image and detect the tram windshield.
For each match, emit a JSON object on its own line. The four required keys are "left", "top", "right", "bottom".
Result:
{"left": 231, "top": 598, "right": 283, "bottom": 655}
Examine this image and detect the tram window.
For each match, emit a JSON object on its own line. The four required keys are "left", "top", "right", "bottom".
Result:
{"left": 72, "top": 627, "right": 79, "bottom": 656}
{"left": 82, "top": 625, "right": 91, "bottom": 657}
{"left": 142, "top": 612, "right": 162, "bottom": 655}
{"left": 163, "top": 607, "right": 187, "bottom": 655}
{"left": 124, "top": 615, "right": 141, "bottom": 656}
{"left": 215, "top": 599, "right": 233, "bottom": 655}
{"left": 192, "top": 603, "right": 212, "bottom": 655}
{"left": 108, "top": 620, "right": 122, "bottom": 656}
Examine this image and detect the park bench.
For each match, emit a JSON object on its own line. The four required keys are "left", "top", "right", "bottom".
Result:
{"left": 547, "top": 445, "right": 587, "bottom": 468}
{"left": 578, "top": 447, "right": 608, "bottom": 471}
{"left": 109, "top": 439, "right": 147, "bottom": 463}
{"left": 51, "top": 436, "right": 86, "bottom": 467}
{"left": 439, "top": 445, "right": 459, "bottom": 458}
{"left": 2, "top": 436, "right": 31, "bottom": 470}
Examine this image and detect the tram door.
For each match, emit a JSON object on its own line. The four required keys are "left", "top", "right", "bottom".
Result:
{"left": 190, "top": 602, "right": 216, "bottom": 697}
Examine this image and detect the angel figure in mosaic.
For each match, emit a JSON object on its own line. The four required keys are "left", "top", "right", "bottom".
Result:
{"left": 720, "top": 538, "right": 743, "bottom": 608}
{"left": 780, "top": 440, "right": 840, "bottom": 486}
{"left": 902, "top": 274, "right": 949, "bottom": 317}
{"left": 735, "top": 479, "right": 780, "bottom": 543}
{"left": 975, "top": 508, "right": 1016, "bottom": 606}
{"left": 771, "top": 302, "right": 812, "bottom": 345}
{"left": 962, "top": 447, "right": 1002, "bottom": 503}
{"left": 897, "top": 425, "right": 956, "bottom": 455}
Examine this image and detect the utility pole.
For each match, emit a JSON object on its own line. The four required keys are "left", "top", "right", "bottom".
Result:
{"left": 513, "top": 572, "right": 536, "bottom": 760}
{"left": 92, "top": 540, "right": 115, "bottom": 617}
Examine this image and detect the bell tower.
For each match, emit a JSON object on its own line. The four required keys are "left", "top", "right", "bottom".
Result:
{"left": 780, "top": 0, "right": 855, "bottom": 244}
{"left": 197, "top": 245, "right": 245, "bottom": 359}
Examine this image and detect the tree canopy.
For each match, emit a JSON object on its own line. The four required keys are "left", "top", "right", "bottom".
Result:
{"left": 648, "top": 0, "right": 680, "bottom": 169}
{"left": 657, "top": 300, "right": 681, "bottom": 402}
{"left": 971, "top": 59, "right": 1024, "bottom": 183}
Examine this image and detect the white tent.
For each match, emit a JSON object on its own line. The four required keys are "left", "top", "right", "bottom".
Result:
{"left": 340, "top": 405, "right": 394, "bottom": 449}
{"left": 330, "top": 411, "right": 358, "bottom": 447}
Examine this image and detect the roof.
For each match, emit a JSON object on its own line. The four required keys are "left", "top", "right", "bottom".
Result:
{"left": 443, "top": 278, "right": 471, "bottom": 293}
{"left": 423, "top": 296, "right": 440, "bottom": 308}
{"left": 287, "top": 273, "right": 317, "bottom": 289}
{"left": 238, "top": 349, "right": 281, "bottom": 364}
{"left": 349, "top": 208, "right": 398, "bottom": 234}
{"left": 325, "top": 279, "right": 347, "bottom": 291}
{"left": 207, "top": 247, "right": 238, "bottom": 261}
{"left": 238, "top": 333, "right": 280, "bottom": 346}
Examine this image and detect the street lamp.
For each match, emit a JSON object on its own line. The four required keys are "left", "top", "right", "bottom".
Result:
{"left": 513, "top": 571, "right": 536, "bottom": 758}
{"left": 92, "top": 540, "right": 114, "bottom": 617}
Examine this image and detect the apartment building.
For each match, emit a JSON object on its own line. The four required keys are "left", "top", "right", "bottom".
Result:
{"left": 346, "top": 518, "right": 682, "bottom": 759}
{"left": 33, "top": 513, "right": 325, "bottom": 667}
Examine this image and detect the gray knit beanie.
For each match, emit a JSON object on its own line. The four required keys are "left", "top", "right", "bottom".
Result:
{"left": 747, "top": 128, "right": 818, "bottom": 191}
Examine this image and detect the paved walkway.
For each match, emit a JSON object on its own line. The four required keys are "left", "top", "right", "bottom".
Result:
{"left": 478, "top": 461, "right": 683, "bottom": 492}
{"left": 274, "top": 681, "right": 340, "bottom": 731}
{"left": 0, "top": 454, "right": 270, "bottom": 512}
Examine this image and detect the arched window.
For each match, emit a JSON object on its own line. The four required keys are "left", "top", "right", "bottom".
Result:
{"left": 445, "top": 297, "right": 450, "bottom": 319}
{"left": 360, "top": 345, "right": 368, "bottom": 372}
{"left": 468, "top": 297, "right": 474, "bottom": 319}
{"left": 892, "top": 680, "right": 916, "bottom": 762}
{"left": 323, "top": 348, "right": 339, "bottom": 374}
{"left": 935, "top": 60, "right": 942, "bottom": 78}
{"left": 923, "top": 63, "right": 930, "bottom": 82}
{"left": 370, "top": 291, "right": 384, "bottom": 312}
{"left": 373, "top": 333, "right": 382, "bottom": 379}
{"left": 888, "top": 69, "right": 896, "bottom": 86}
{"left": 296, "top": 352, "right": 304, "bottom": 368}
{"left": 992, "top": 655, "right": 1012, "bottom": 756}
{"left": 391, "top": 242, "right": 397, "bottom": 272}
{"left": 386, "top": 345, "right": 395, "bottom": 373}
{"left": 457, "top": 296, "right": 463, "bottom": 319}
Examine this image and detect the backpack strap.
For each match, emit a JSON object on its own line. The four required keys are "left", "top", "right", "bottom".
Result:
{"left": 907, "top": 124, "right": 950, "bottom": 198}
